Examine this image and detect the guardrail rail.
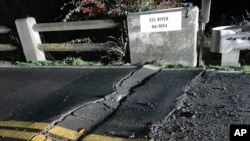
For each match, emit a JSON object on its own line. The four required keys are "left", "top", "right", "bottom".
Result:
{"left": 0, "top": 26, "right": 17, "bottom": 51}
{"left": 211, "top": 25, "right": 250, "bottom": 66}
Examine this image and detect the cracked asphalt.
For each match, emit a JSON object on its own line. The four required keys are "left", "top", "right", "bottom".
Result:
{"left": 1, "top": 66, "right": 249, "bottom": 141}
{"left": 1, "top": 65, "right": 198, "bottom": 140}
{"left": 0, "top": 66, "right": 137, "bottom": 140}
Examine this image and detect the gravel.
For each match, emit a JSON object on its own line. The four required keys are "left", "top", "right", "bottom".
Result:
{"left": 150, "top": 70, "right": 250, "bottom": 141}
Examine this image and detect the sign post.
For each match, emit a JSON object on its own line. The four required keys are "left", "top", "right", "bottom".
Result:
{"left": 199, "top": 0, "right": 211, "bottom": 66}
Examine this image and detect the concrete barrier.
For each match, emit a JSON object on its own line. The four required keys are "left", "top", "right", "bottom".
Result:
{"left": 127, "top": 7, "right": 199, "bottom": 67}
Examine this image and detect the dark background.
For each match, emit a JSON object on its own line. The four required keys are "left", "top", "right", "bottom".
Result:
{"left": 0, "top": 0, "right": 249, "bottom": 62}
{"left": 0, "top": 0, "right": 249, "bottom": 27}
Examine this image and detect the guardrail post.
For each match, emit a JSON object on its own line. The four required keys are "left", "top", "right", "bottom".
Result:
{"left": 15, "top": 17, "right": 45, "bottom": 61}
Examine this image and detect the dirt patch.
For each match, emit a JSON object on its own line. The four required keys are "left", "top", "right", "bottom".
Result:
{"left": 151, "top": 70, "right": 250, "bottom": 141}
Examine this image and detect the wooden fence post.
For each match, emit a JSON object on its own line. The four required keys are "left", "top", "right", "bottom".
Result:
{"left": 15, "top": 17, "right": 46, "bottom": 61}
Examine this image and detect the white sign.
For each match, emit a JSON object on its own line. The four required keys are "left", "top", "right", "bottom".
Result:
{"left": 140, "top": 11, "right": 182, "bottom": 32}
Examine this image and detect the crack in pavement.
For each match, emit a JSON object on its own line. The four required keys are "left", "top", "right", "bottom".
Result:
{"left": 32, "top": 98, "right": 105, "bottom": 141}
{"left": 34, "top": 65, "right": 161, "bottom": 140}
{"left": 77, "top": 65, "right": 162, "bottom": 140}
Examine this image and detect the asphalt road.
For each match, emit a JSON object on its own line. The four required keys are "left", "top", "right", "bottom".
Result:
{"left": 0, "top": 66, "right": 203, "bottom": 141}
{"left": 2, "top": 67, "right": 250, "bottom": 141}
{"left": 0, "top": 67, "right": 136, "bottom": 122}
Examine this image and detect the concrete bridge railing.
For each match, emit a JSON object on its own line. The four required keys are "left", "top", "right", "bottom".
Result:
{"left": 15, "top": 17, "right": 120, "bottom": 61}
{"left": 0, "top": 26, "right": 17, "bottom": 52}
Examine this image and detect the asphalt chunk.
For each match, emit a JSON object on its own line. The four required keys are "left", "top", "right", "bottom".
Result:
{"left": 93, "top": 69, "right": 202, "bottom": 138}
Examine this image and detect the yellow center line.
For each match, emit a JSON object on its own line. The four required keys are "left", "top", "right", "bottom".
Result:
{"left": 83, "top": 134, "right": 152, "bottom": 141}
{"left": 31, "top": 134, "right": 53, "bottom": 141}
{"left": 0, "top": 120, "right": 84, "bottom": 140}
{"left": 0, "top": 120, "right": 153, "bottom": 141}
{"left": 0, "top": 129, "right": 36, "bottom": 140}
{"left": 48, "top": 125, "right": 85, "bottom": 140}
{"left": 0, "top": 120, "right": 49, "bottom": 130}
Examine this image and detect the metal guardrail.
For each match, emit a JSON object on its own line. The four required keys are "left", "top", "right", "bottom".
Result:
{"left": 0, "top": 26, "right": 17, "bottom": 51}
{"left": 211, "top": 25, "right": 250, "bottom": 66}
{"left": 15, "top": 17, "right": 119, "bottom": 61}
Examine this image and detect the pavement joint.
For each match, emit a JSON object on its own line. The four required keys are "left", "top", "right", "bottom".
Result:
{"left": 28, "top": 65, "right": 161, "bottom": 140}
{"left": 76, "top": 65, "right": 161, "bottom": 139}
{"left": 115, "top": 67, "right": 137, "bottom": 87}
{"left": 82, "top": 65, "right": 160, "bottom": 140}
{"left": 113, "top": 65, "right": 161, "bottom": 99}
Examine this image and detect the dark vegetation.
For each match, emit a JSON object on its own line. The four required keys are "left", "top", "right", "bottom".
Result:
{"left": 0, "top": 0, "right": 249, "bottom": 65}
{"left": 0, "top": 0, "right": 182, "bottom": 64}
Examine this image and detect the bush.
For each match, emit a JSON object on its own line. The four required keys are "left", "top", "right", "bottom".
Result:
{"left": 58, "top": 0, "right": 183, "bottom": 64}
{"left": 61, "top": 0, "right": 183, "bottom": 21}
{"left": 61, "top": 0, "right": 126, "bottom": 21}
